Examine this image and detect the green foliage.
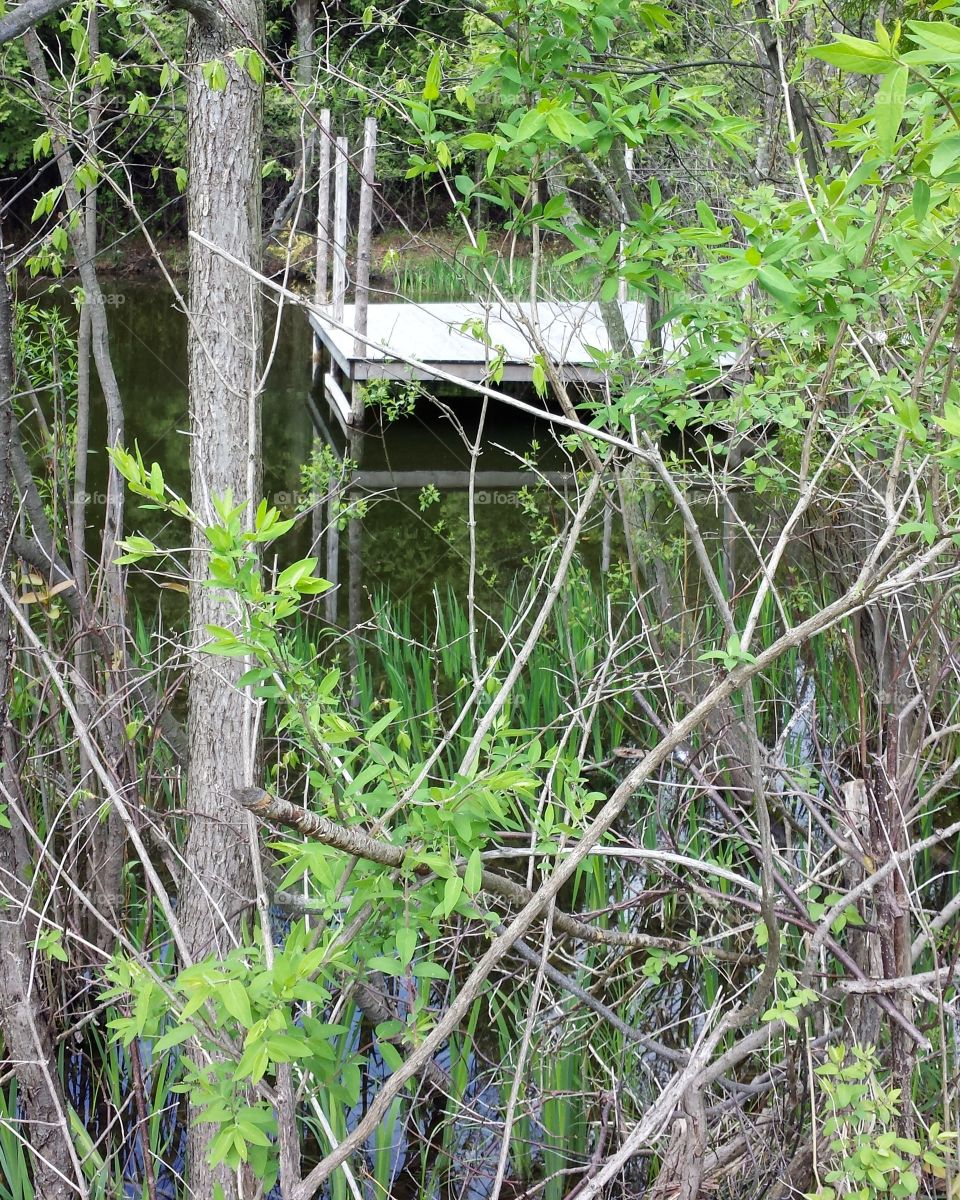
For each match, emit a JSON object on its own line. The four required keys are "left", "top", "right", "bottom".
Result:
{"left": 358, "top": 376, "right": 425, "bottom": 419}
{"left": 807, "top": 1044, "right": 957, "bottom": 1200}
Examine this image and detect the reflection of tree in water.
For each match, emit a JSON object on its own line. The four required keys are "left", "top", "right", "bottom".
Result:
{"left": 354, "top": 486, "right": 603, "bottom": 620}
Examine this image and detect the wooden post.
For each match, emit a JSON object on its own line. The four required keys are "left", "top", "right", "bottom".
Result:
{"left": 353, "top": 117, "right": 377, "bottom": 360}
{"left": 332, "top": 135, "right": 348, "bottom": 325}
{"left": 314, "top": 108, "right": 332, "bottom": 308}
{"left": 618, "top": 147, "right": 634, "bottom": 305}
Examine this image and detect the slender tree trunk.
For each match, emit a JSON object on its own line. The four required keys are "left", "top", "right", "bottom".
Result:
{"left": 0, "top": 232, "right": 85, "bottom": 1200}
{"left": 24, "top": 32, "right": 128, "bottom": 948}
{"left": 180, "top": 2, "right": 264, "bottom": 1194}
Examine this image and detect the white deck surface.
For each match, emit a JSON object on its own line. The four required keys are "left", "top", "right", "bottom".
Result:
{"left": 309, "top": 300, "right": 648, "bottom": 384}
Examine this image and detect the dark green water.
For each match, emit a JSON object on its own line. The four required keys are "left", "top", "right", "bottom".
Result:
{"left": 58, "top": 280, "right": 589, "bottom": 625}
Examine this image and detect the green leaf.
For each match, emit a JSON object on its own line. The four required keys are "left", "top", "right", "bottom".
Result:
{"left": 460, "top": 132, "right": 494, "bottom": 150}
{"left": 434, "top": 874, "right": 463, "bottom": 917}
{"left": 463, "top": 847, "right": 483, "bottom": 895}
{"left": 515, "top": 109, "right": 547, "bottom": 141}
{"left": 545, "top": 108, "right": 590, "bottom": 144}
{"left": 202, "top": 59, "right": 228, "bottom": 92}
{"left": 912, "top": 178, "right": 931, "bottom": 224}
{"left": 220, "top": 980, "right": 253, "bottom": 1028}
{"left": 757, "top": 264, "right": 799, "bottom": 302}
{"left": 696, "top": 199, "right": 717, "bottom": 230}
{"left": 366, "top": 955, "right": 403, "bottom": 976}
{"left": 423, "top": 52, "right": 441, "bottom": 102}
{"left": 930, "top": 134, "right": 960, "bottom": 178}
{"left": 874, "top": 63, "right": 907, "bottom": 158}
{"left": 277, "top": 557, "right": 319, "bottom": 590}
{"left": 234, "top": 1041, "right": 269, "bottom": 1083}
{"left": 245, "top": 49, "right": 264, "bottom": 84}
{"left": 412, "top": 960, "right": 450, "bottom": 979}
{"left": 892, "top": 394, "right": 927, "bottom": 443}
{"left": 396, "top": 925, "right": 416, "bottom": 967}
{"left": 807, "top": 36, "right": 896, "bottom": 73}
{"left": 265, "top": 1035, "right": 306, "bottom": 1061}
{"left": 379, "top": 1041, "right": 404, "bottom": 1071}
{"left": 154, "top": 1023, "right": 197, "bottom": 1054}
{"left": 907, "top": 19, "right": 960, "bottom": 56}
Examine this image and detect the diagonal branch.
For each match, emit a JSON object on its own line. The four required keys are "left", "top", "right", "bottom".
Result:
{"left": 236, "top": 787, "right": 688, "bottom": 953}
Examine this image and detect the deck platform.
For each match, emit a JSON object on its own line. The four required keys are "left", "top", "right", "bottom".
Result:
{"left": 309, "top": 300, "right": 648, "bottom": 387}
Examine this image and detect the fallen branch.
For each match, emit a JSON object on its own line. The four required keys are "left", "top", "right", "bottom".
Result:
{"left": 236, "top": 787, "right": 687, "bottom": 952}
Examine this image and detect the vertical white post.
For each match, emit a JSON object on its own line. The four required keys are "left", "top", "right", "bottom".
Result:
{"left": 353, "top": 117, "right": 378, "bottom": 360}
{"left": 332, "top": 135, "right": 348, "bottom": 325}
{"left": 314, "top": 108, "right": 331, "bottom": 307}
{"left": 618, "top": 147, "right": 634, "bottom": 305}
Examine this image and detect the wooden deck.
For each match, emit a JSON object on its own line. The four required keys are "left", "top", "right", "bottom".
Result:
{"left": 309, "top": 300, "right": 648, "bottom": 387}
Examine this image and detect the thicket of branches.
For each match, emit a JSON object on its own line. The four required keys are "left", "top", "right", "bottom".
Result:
{"left": 2, "top": 1, "right": 960, "bottom": 1199}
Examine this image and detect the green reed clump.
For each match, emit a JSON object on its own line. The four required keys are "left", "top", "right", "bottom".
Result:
{"left": 378, "top": 251, "right": 587, "bottom": 303}
{"left": 350, "top": 573, "right": 635, "bottom": 772}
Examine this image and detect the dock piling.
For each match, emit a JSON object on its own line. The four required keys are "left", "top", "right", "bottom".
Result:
{"left": 314, "top": 108, "right": 331, "bottom": 310}
{"left": 332, "top": 135, "right": 349, "bottom": 325}
{"left": 353, "top": 117, "right": 377, "bottom": 361}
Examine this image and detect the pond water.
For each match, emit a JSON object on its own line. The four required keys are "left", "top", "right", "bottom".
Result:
{"left": 65, "top": 279, "right": 590, "bottom": 626}
{"left": 17, "top": 278, "right": 799, "bottom": 1200}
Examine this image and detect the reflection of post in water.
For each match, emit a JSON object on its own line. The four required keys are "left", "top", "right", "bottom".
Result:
{"left": 324, "top": 477, "right": 340, "bottom": 626}
{"left": 346, "top": 427, "right": 363, "bottom": 693}
{"left": 347, "top": 505, "right": 361, "bottom": 689}
{"left": 601, "top": 490, "right": 613, "bottom": 574}
{"left": 347, "top": 431, "right": 363, "bottom": 628}
{"left": 322, "top": 425, "right": 364, "bottom": 631}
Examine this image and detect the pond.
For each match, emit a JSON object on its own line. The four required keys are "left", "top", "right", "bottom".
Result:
{"left": 65, "top": 279, "right": 594, "bottom": 626}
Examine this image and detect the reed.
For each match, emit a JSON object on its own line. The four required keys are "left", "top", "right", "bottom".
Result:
{"left": 376, "top": 251, "right": 589, "bottom": 303}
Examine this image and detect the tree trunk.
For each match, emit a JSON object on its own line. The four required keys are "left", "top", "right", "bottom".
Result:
{"left": 180, "top": 4, "right": 264, "bottom": 1196}
{"left": 24, "top": 32, "right": 129, "bottom": 950}
{"left": 293, "top": 0, "right": 316, "bottom": 231}
{"left": 1, "top": 232, "right": 84, "bottom": 1200}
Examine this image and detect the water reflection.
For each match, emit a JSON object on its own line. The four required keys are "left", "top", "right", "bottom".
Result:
{"left": 41, "top": 279, "right": 594, "bottom": 627}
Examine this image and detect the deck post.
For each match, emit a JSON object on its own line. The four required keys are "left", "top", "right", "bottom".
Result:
{"left": 618, "top": 147, "right": 634, "bottom": 304}
{"left": 314, "top": 108, "right": 332, "bottom": 313}
{"left": 350, "top": 118, "right": 377, "bottom": 424}
{"left": 332, "top": 135, "right": 349, "bottom": 326}
{"left": 353, "top": 117, "right": 377, "bottom": 360}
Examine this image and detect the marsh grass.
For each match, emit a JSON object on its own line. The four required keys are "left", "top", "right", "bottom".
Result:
{"left": 10, "top": 570, "right": 954, "bottom": 1200}
{"left": 375, "top": 250, "right": 589, "bottom": 304}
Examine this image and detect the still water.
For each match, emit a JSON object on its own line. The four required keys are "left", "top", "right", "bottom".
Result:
{"left": 72, "top": 280, "right": 587, "bottom": 625}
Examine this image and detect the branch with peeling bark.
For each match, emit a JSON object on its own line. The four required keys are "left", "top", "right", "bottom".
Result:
{"left": 236, "top": 787, "right": 695, "bottom": 954}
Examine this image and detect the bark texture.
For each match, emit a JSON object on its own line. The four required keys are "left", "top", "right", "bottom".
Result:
{"left": 24, "top": 33, "right": 129, "bottom": 948}
{"left": 180, "top": 5, "right": 263, "bottom": 1195}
